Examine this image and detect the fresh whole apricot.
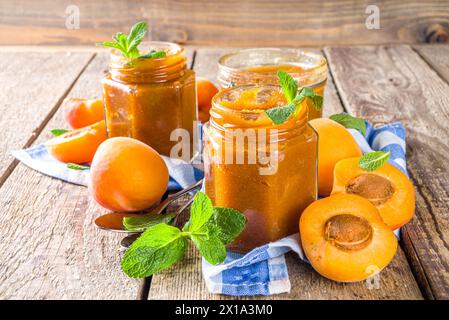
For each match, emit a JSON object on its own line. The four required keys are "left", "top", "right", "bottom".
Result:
{"left": 197, "top": 77, "right": 218, "bottom": 122}
{"left": 299, "top": 194, "right": 397, "bottom": 282}
{"left": 89, "top": 137, "right": 169, "bottom": 212}
{"left": 331, "top": 157, "right": 415, "bottom": 229}
{"left": 63, "top": 98, "right": 105, "bottom": 129}
{"left": 45, "top": 120, "right": 107, "bottom": 164}
{"left": 309, "top": 118, "right": 362, "bottom": 197}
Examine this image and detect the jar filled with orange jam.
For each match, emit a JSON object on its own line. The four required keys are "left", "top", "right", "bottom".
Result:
{"left": 217, "top": 48, "right": 327, "bottom": 120}
{"left": 101, "top": 42, "right": 197, "bottom": 156}
{"left": 203, "top": 84, "right": 318, "bottom": 252}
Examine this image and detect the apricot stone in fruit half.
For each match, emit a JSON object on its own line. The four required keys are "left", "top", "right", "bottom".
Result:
{"left": 309, "top": 118, "right": 362, "bottom": 197}
{"left": 331, "top": 157, "right": 415, "bottom": 230}
{"left": 197, "top": 77, "right": 218, "bottom": 123}
{"left": 89, "top": 137, "right": 169, "bottom": 212}
{"left": 299, "top": 193, "right": 397, "bottom": 282}
{"left": 63, "top": 98, "right": 105, "bottom": 129}
{"left": 45, "top": 120, "right": 107, "bottom": 164}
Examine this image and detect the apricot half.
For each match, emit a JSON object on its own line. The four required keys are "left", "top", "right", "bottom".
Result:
{"left": 300, "top": 194, "right": 397, "bottom": 282}
{"left": 331, "top": 157, "right": 415, "bottom": 229}
{"left": 89, "top": 137, "right": 169, "bottom": 212}
{"left": 45, "top": 120, "right": 107, "bottom": 164}
{"left": 309, "top": 118, "right": 362, "bottom": 197}
{"left": 63, "top": 98, "right": 105, "bottom": 129}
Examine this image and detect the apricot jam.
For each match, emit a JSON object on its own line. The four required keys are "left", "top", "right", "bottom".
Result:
{"left": 101, "top": 42, "right": 197, "bottom": 156}
{"left": 203, "top": 85, "right": 318, "bottom": 252}
{"left": 217, "top": 48, "right": 328, "bottom": 120}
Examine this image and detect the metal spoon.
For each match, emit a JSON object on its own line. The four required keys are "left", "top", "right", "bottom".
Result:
{"left": 95, "top": 179, "right": 203, "bottom": 233}
{"left": 120, "top": 196, "right": 194, "bottom": 248}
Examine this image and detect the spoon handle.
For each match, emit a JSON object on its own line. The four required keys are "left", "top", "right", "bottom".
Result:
{"left": 155, "top": 179, "right": 203, "bottom": 214}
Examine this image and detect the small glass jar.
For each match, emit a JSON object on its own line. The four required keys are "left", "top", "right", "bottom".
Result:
{"left": 203, "top": 84, "right": 318, "bottom": 252}
{"left": 101, "top": 42, "right": 197, "bottom": 156}
{"left": 217, "top": 48, "right": 327, "bottom": 120}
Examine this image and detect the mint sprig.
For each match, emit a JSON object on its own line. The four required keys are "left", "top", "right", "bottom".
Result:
{"left": 51, "top": 129, "right": 69, "bottom": 137}
{"left": 97, "top": 21, "right": 147, "bottom": 59}
{"left": 330, "top": 113, "right": 367, "bottom": 136}
{"left": 121, "top": 192, "right": 246, "bottom": 278}
{"left": 97, "top": 21, "right": 166, "bottom": 60}
{"left": 265, "top": 71, "right": 323, "bottom": 125}
{"left": 358, "top": 151, "right": 391, "bottom": 171}
{"left": 278, "top": 70, "right": 298, "bottom": 103}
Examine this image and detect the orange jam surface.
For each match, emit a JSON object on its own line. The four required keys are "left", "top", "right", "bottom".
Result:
{"left": 204, "top": 85, "right": 318, "bottom": 252}
{"left": 101, "top": 42, "right": 196, "bottom": 156}
{"left": 221, "top": 64, "right": 325, "bottom": 120}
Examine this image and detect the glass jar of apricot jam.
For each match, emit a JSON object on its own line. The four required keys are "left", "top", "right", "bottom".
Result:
{"left": 101, "top": 42, "right": 197, "bottom": 156}
{"left": 203, "top": 84, "right": 318, "bottom": 252}
{"left": 217, "top": 48, "right": 327, "bottom": 120}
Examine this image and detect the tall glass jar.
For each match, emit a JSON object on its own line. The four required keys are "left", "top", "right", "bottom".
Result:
{"left": 217, "top": 48, "right": 327, "bottom": 120}
{"left": 203, "top": 84, "right": 318, "bottom": 252}
{"left": 101, "top": 42, "right": 197, "bottom": 156}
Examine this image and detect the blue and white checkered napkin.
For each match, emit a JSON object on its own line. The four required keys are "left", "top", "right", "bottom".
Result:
{"left": 11, "top": 144, "right": 203, "bottom": 190}
{"left": 12, "top": 118, "right": 407, "bottom": 297}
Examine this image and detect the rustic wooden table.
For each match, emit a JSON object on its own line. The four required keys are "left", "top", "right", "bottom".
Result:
{"left": 0, "top": 44, "right": 448, "bottom": 300}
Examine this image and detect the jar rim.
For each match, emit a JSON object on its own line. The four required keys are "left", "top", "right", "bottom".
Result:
{"left": 218, "top": 48, "right": 327, "bottom": 76}
{"left": 110, "top": 41, "right": 185, "bottom": 66}
{"left": 108, "top": 41, "right": 187, "bottom": 83}
{"left": 210, "top": 83, "right": 308, "bottom": 136}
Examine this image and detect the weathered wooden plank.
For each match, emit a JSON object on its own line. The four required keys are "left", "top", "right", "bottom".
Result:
{"left": 1, "top": 1, "right": 449, "bottom": 47}
{"left": 0, "top": 47, "right": 196, "bottom": 299}
{"left": 148, "top": 47, "right": 423, "bottom": 300}
{"left": 0, "top": 53, "right": 137, "bottom": 299}
{"left": 0, "top": 51, "right": 94, "bottom": 186}
{"left": 324, "top": 45, "right": 449, "bottom": 299}
{"left": 414, "top": 45, "right": 449, "bottom": 85}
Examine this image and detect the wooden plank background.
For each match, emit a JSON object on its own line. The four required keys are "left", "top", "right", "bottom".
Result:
{"left": 324, "top": 45, "right": 449, "bottom": 299}
{"left": 1, "top": 0, "right": 449, "bottom": 47}
{"left": 0, "top": 43, "right": 448, "bottom": 299}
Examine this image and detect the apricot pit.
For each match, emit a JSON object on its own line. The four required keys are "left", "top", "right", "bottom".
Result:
{"left": 324, "top": 214, "right": 373, "bottom": 251}
{"left": 332, "top": 157, "right": 415, "bottom": 229}
{"left": 345, "top": 174, "right": 395, "bottom": 206}
{"left": 300, "top": 194, "right": 397, "bottom": 282}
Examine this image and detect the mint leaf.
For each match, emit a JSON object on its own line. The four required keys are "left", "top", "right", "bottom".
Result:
{"left": 97, "top": 41, "right": 123, "bottom": 51}
{"left": 358, "top": 151, "right": 391, "bottom": 171}
{"left": 114, "top": 32, "right": 127, "bottom": 49}
{"left": 277, "top": 70, "right": 297, "bottom": 103}
{"left": 297, "top": 87, "right": 323, "bottom": 111}
{"left": 137, "top": 50, "right": 167, "bottom": 59}
{"left": 265, "top": 72, "right": 323, "bottom": 125}
{"left": 127, "top": 21, "right": 148, "bottom": 54}
{"left": 190, "top": 224, "right": 227, "bottom": 265}
{"left": 207, "top": 207, "right": 246, "bottom": 245}
{"left": 264, "top": 103, "right": 296, "bottom": 125}
{"left": 183, "top": 192, "right": 214, "bottom": 232}
{"left": 330, "top": 113, "right": 367, "bottom": 136}
{"left": 121, "top": 223, "right": 187, "bottom": 278}
{"left": 50, "top": 129, "right": 69, "bottom": 137}
{"left": 123, "top": 213, "right": 176, "bottom": 232}
{"left": 67, "top": 163, "right": 89, "bottom": 170}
